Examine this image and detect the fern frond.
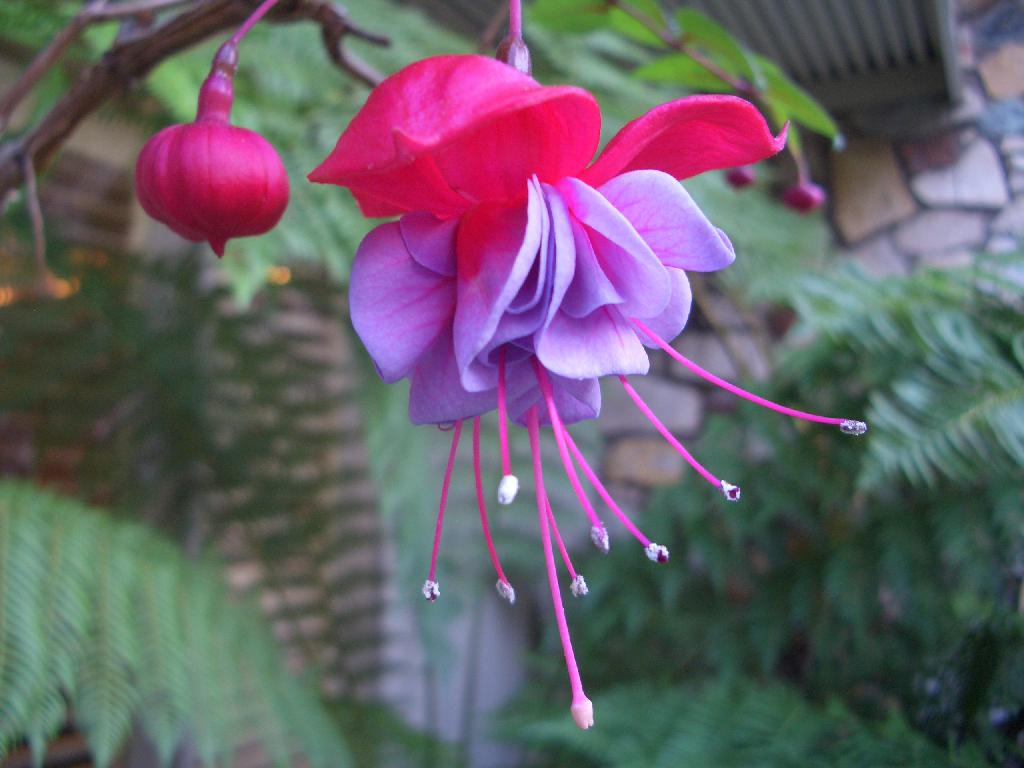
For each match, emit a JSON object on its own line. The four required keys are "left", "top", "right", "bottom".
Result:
{"left": 0, "top": 480, "right": 349, "bottom": 768}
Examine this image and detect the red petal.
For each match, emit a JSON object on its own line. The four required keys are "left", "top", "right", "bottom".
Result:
{"left": 581, "top": 95, "right": 786, "bottom": 188}
{"left": 309, "top": 55, "right": 601, "bottom": 217}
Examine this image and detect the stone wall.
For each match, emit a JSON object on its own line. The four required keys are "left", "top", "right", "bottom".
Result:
{"left": 598, "top": 0, "right": 1023, "bottom": 506}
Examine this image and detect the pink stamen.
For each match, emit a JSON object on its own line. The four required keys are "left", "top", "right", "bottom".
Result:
{"left": 497, "top": 348, "right": 512, "bottom": 475}
{"left": 473, "top": 417, "right": 513, "bottom": 602}
{"left": 631, "top": 318, "right": 864, "bottom": 433}
{"left": 527, "top": 406, "right": 593, "bottom": 729}
{"left": 532, "top": 361, "right": 604, "bottom": 533}
{"left": 618, "top": 375, "right": 724, "bottom": 492}
{"left": 424, "top": 419, "right": 463, "bottom": 600}
{"left": 545, "top": 497, "right": 577, "bottom": 581}
{"left": 562, "top": 431, "right": 652, "bottom": 549}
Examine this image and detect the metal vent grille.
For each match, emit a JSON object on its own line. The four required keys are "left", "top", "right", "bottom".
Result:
{"left": 403, "top": 0, "right": 959, "bottom": 111}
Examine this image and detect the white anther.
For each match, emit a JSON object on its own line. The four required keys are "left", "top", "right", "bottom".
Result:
{"left": 645, "top": 542, "right": 670, "bottom": 564}
{"left": 497, "top": 474, "right": 519, "bottom": 505}
{"left": 570, "top": 574, "right": 589, "bottom": 597}
{"left": 495, "top": 580, "right": 516, "bottom": 605}
{"left": 421, "top": 580, "right": 440, "bottom": 602}
{"left": 720, "top": 480, "right": 742, "bottom": 502}
{"left": 590, "top": 524, "right": 610, "bottom": 554}
{"left": 840, "top": 419, "right": 868, "bottom": 437}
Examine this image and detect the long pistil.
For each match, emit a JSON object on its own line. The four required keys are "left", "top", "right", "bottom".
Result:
{"left": 533, "top": 361, "right": 609, "bottom": 552}
{"left": 423, "top": 419, "right": 463, "bottom": 601}
{"left": 527, "top": 406, "right": 593, "bottom": 729}
{"left": 618, "top": 375, "right": 741, "bottom": 502}
{"left": 473, "top": 416, "right": 515, "bottom": 604}
{"left": 631, "top": 318, "right": 867, "bottom": 436}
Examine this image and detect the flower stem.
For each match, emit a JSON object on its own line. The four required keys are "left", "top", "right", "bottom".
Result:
{"left": 509, "top": 0, "right": 523, "bottom": 39}
{"left": 229, "top": 0, "right": 281, "bottom": 46}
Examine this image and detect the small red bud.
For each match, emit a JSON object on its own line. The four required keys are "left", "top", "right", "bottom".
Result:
{"left": 725, "top": 166, "right": 757, "bottom": 189}
{"left": 781, "top": 180, "right": 826, "bottom": 213}
{"left": 135, "top": 42, "right": 288, "bottom": 257}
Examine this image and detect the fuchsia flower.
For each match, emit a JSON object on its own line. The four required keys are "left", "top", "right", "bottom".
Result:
{"left": 310, "top": 54, "right": 865, "bottom": 730}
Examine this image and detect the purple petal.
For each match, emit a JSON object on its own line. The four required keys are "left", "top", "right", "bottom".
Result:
{"left": 541, "top": 182, "right": 577, "bottom": 329}
{"left": 633, "top": 267, "right": 692, "bottom": 347}
{"left": 409, "top": 333, "right": 496, "bottom": 424}
{"left": 400, "top": 211, "right": 458, "bottom": 276}
{"left": 598, "top": 170, "right": 735, "bottom": 272}
{"left": 560, "top": 218, "right": 623, "bottom": 318}
{"left": 454, "top": 178, "right": 545, "bottom": 377}
{"left": 536, "top": 306, "right": 650, "bottom": 379}
{"left": 350, "top": 222, "right": 455, "bottom": 383}
{"left": 506, "top": 368, "right": 601, "bottom": 426}
{"left": 556, "top": 177, "right": 670, "bottom": 318}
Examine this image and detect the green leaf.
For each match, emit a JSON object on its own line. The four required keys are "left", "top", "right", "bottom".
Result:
{"left": 530, "top": 0, "right": 611, "bottom": 32}
{"left": 754, "top": 53, "right": 838, "bottom": 138}
{"left": 634, "top": 53, "right": 732, "bottom": 91}
{"left": 675, "top": 8, "right": 763, "bottom": 87}
{"left": 608, "top": 0, "right": 667, "bottom": 47}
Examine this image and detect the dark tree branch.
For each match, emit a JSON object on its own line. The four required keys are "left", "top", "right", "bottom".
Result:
{"left": 0, "top": 0, "right": 387, "bottom": 201}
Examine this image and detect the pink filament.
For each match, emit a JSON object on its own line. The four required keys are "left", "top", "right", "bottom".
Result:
{"left": 428, "top": 419, "right": 463, "bottom": 583}
{"left": 509, "top": 0, "right": 523, "bottom": 39}
{"left": 473, "top": 417, "right": 510, "bottom": 586}
{"left": 632, "top": 317, "right": 846, "bottom": 426}
{"left": 229, "top": 0, "right": 280, "bottom": 46}
{"left": 546, "top": 497, "right": 578, "bottom": 580}
{"left": 563, "top": 431, "right": 652, "bottom": 548}
{"left": 533, "top": 361, "right": 603, "bottom": 529}
{"left": 497, "top": 348, "right": 513, "bottom": 476}
{"left": 618, "top": 375, "right": 722, "bottom": 489}
{"left": 527, "top": 406, "right": 587, "bottom": 708}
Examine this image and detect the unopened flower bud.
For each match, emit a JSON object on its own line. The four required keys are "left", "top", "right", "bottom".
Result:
{"left": 135, "top": 42, "right": 289, "bottom": 256}
{"left": 725, "top": 166, "right": 757, "bottom": 189}
{"left": 781, "top": 180, "right": 826, "bottom": 213}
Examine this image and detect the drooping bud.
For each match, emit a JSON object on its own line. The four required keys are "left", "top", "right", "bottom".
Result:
{"left": 720, "top": 480, "right": 742, "bottom": 502}
{"left": 570, "top": 574, "right": 588, "bottom": 597}
{"left": 725, "top": 165, "right": 757, "bottom": 189}
{"left": 422, "top": 579, "right": 440, "bottom": 602}
{"left": 495, "top": 579, "right": 516, "bottom": 604}
{"left": 135, "top": 42, "right": 289, "bottom": 257}
{"left": 840, "top": 419, "right": 868, "bottom": 437}
{"left": 781, "top": 180, "right": 826, "bottom": 213}
{"left": 590, "top": 524, "right": 610, "bottom": 554}
{"left": 497, "top": 474, "right": 519, "bottom": 505}
{"left": 644, "top": 543, "right": 670, "bottom": 564}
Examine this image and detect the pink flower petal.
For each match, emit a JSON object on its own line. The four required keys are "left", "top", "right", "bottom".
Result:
{"left": 349, "top": 222, "right": 455, "bottom": 383}
{"left": 309, "top": 55, "right": 601, "bottom": 217}
{"left": 581, "top": 95, "right": 786, "bottom": 188}
{"left": 598, "top": 170, "right": 735, "bottom": 272}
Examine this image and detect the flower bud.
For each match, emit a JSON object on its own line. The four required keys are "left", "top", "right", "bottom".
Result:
{"left": 781, "top": 180, "right": 826, "bottom": 213}
{"left": 725, "top": 165, "right": 757, "bottom": 189}
{"left": 135, "top": 43, "right": 289, "bottom": 257}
